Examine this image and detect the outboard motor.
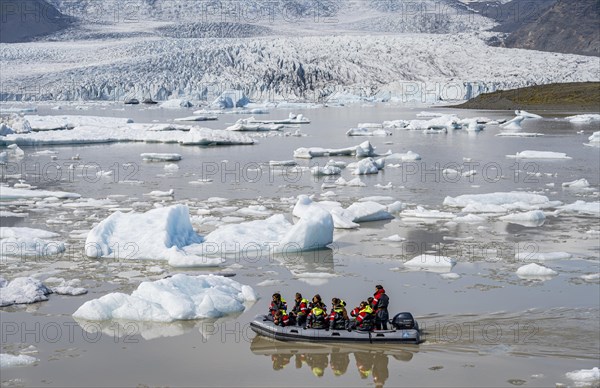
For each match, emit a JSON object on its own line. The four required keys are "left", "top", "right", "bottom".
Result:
{"left": 391, "top": 312, "right": 415, "bottom": 330}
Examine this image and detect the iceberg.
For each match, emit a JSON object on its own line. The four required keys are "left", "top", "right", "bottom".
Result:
{"left": 499, "top": 116, "right": 525, "bottom": 131}
{"left": 444, "top": 192, "right": 560, "bottom": 212}
{"left": 352, "top": 157, "right": 385, "bottom": 175}
{"left": 72, "top": 274, "right": 257, "bottom": 322}
{"left": 0, "top": 277, "right": 53, "bottom": 307}
{"left": 499, "top": 210, "right": 546, "bottom": 226}
{"left": 565, "top": 367, "right": 600, "bottom": 386}
{"left": 141, "top": 153, "right": 182, "bottom": 162}
{"left": 404, "top": 254, "right": 457, "bottom": 271}
{"left": 515, "top": 110, "right": 542, "bottom": 119}
{"left": 0, "top": 124, "right": 254, "bottom": 147}
{"left": 345, "top": 201, "right": 393, "bottom": 222}
{"left": 293, "top": 141, "right": 384, "bottom": 159}
{"left": 507, "top": 150, "right": 572, "bottom": 159}
{"left": 516, "top": 263, "right": 558, "bottom": 279}
{"left": 346, "top": 127, "right": 392, "bottom": 136}
{"left": 85, "top": 205, "right": 204, "bottom": 261}
{"left": 0, "top": 186, "right": 81, "bottom": 200}
{"left": 1, "top": 227, "right": 66, "bottom": 258}
{"left": 0, "top": 354, "right": 38, "bottom": 368}
{"left": 557, "top": 201, "right": 600, "bottom": 216}
{"left": 211, "top": 90, "right": 249, "bottom": 109}
{"left": 565, "top": 114, "right": 600, "bottom": 123}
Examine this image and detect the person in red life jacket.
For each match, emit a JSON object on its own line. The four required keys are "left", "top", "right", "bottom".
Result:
{"left": 273, "top": 309, "right": 290, "bottom": 327}
{"left": 351, "top": 301, "right": 375, "bottom": 331}
{"left": 329, "top": 298, "right": 350, "bottom": 330}
{"left": 289, "top": 292, "right": 309, "bottom": 327}
{"left": 308, "top": 294, "right": 327, "bottom": 314}
{"left": 371, "top": 285, "right": 389, "bottom": 330}
{"left": 268, "top": 292, "right": 287, "bottom": 320}
{"left": 306, "top": 303, "right": 328, "bottom": 329}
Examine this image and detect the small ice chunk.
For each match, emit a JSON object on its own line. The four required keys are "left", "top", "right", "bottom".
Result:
{"left": 516, "top": 263, "right": 558, "bottom": 278}
{"left": 0, "top": 277, "right": 52, "bottom": 306}
{"left": 404, "top": 254, "right": 456, "bottom": 271}
{"left": 0, "top": 353, "right": 38, "bottom": 368}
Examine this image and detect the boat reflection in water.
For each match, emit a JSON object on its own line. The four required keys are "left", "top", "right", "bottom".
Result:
{"left": 251, "top": 336, "right": 417, "bottom": 387}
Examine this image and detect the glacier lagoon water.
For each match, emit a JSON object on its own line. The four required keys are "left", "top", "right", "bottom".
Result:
{"left": 1, "top": 103, "right": 598, "bottom": 387}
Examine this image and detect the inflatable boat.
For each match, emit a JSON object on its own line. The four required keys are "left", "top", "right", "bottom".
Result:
{"left": 250, "top": 312, "right": 421, "bottom": 344}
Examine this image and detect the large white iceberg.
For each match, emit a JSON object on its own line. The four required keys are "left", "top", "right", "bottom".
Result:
{"left": 72, "top": 274, "right": 257, "bottom": 322}
{"left": 85, "top": 205, "right": 204, "bottom": 261}
{"left": 86, "top": 200, "right": 334, "bottom": 264}
{"left": 293, "top": 141, "right": 385, "bottom": 159}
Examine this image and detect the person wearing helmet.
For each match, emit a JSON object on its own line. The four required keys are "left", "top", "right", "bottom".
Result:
{"left": 372, "top": 285, "right": 389, "bottom": 330}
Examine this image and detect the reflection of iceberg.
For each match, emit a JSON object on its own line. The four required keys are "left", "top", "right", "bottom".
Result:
{"left": 250, "top": 336, "right": 416, "bottom": 384}
{"left": 73, "top": 313, "right": 243, "bottom": 341}
{"left": 273, "top": 248, "right": 336, "bottom": 285}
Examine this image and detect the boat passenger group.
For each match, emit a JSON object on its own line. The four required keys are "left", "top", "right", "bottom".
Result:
{"left": 267, "top": 285, "right": 390, "bottom": 331}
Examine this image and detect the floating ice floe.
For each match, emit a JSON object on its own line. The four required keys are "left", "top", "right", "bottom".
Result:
{"left": 226, "top": 118, "right": 283, "bottom": 131}
{"left": 444, "top": 192, "right": 561, "bottom": 213}
{"left": 565, "top": 367, "right": 600, "bottom": 387}
{"left": 0, "top": 186, "right": 81, "bottom": 200}
{"left": 345, "top": 201, "right": 394, "bottom": 223}
{"left": 294, "top": 141, "right": 387, "bottom": 159}
{"left": 311, "top": 165, "right": 342, "bottom": 176}
{"left": 23, "top": 115, "right": 133, "bottom": 131}
{"left": 381, "top": 234, "right": 405, "bottom": 242}
{"left": 173, "top": 116, "right": 217, "bottom": 122}
{"left": 515, "top": 110, "right": 542, "bottom": 119}
{"left": 335, "top": 177, "right": 366, "bottom": 187}
{"left": 404, "top": 254, "right": 457, "bottom": 271}
{"left": 160, "top": 99, "right": 193, "bottom": 109}
{"left": 406, "top": 115, "right": 460, "bottom": 131}
{"left": 585, "top": 131, "right": 600, "bottom": 146}
{"left": 385, "top": 151, "right": 421, "bottom": 162}
{"left": 557, "top": 201, "right": 600, "bottom": 216}
{"left": 248, "top": 113, "right": 310, "bottom": 125}
{"left": 52, "top": 279, "right": 88, "bottom": 296}
{"left": 561, "top": 178, "right": 592, "bottom": 189}
{"left": 499, "top": 116, "right": 525, "bottom": 131}
{"left": 400, "top": 206, "right": 455, "bottom": 220}
{"left": 565, "top": 114, "right": 600, "bottom": 124}
{"left": 0, "top": 227, "right": 66, "bottom": 258}
{"left": 87, "top": 201, "right": 333, "bottom": 266}
{"left": 352, "top": 157, "right": 385, "bottom": 175}
{"left": 439, "top": 273, "right": 461, "bottom": 280}
{"left": 72, "top": 274, "right": 257, "bottom": 322}
{"left": 495, "top": 132, "right": 544, "bottom": 137}
{"left": 457, "top": 118, "right": 485, "bottom": 132}
{"left": 507, "top": 150, "right": 572, "bottom": 159}
{"left": 581, "top": 273, "right": 600, "bottom": 282}
{"left": 346, "top": 127, "right": 392, "bottom": 136}
{"left": 382, "top": 120, "right": 409, "bottom": 129}
{"left": 144, "top": 189, "right": 175, "bottom": 197}
{"left": 141, "top": 153, "right": 182, "bottom": 162}
{"left": 0, "top": 122, "right": 254, "bottom": 147}
{"left": 498, "top": 210, "right": 546, "bottom": 226}
{"left": 269, "top": 160, "right": 297, "bottom": 167}
{"left": 515, "top": 252, "right": 572, "bottom": 262}
{"left": 0, "top": 277, "right": 53, "bottom": 306}
{"left": 0, "top": 354, "right": 38, "bottom": 368}
{"left": 516, "top": 263, "right": 558, "bottom": 279}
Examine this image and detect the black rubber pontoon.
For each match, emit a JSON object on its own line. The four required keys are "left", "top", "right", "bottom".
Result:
{"left": 250, "top": 312, "right": 421, "bottom": 344}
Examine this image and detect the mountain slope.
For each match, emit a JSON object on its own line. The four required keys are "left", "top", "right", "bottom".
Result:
{"left": 502, "top": 0, "right": 600, "bottom": 56}
{"left": 0, "top": 0, "right": 72, "bottom": 43}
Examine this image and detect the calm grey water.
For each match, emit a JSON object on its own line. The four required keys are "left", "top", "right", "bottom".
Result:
{"left": 1, "top": 103, "right": 599, "bottom": 387}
